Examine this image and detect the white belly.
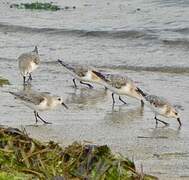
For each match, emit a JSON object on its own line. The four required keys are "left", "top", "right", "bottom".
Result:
{"left": 147, "top": 102, "right": 168, "bottom": 118}
{"left": 109, "top": 85, "right": 133, "bottom": 96}
{"left": 29, "top": 61, "right": 39, "bottom": 73}
{"left": 81, "top": 71, "right": 93, "bottom": 82}
{"left": 22, "top": 99, "right": 48, "bottom": 112}
{"left": 20, "top": 61, "right": 39, "bottom": 76}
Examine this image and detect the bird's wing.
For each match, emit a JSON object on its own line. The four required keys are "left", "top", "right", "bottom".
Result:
{"left": 145, "top": 95, "right": 167, "bottom": 107}
{"left": 104, "top": 74, "right": 135, "bottom": 89}
{"left": 111, "top": 75, "right": 128, "bottom": 88}
{"left": 58, "top": 59, "right": 88, "bottom": 77}
{"left": 91, "top": 71, "right": 131, "bottom": 88}
{"left": 18, "top": 53, "right": 39, "bottom": 64}
{"left": 9, "top": 91, "right": 45, "bottom": 105}
{"left": 74, "top": 65, "right": 88, "bottom": 77}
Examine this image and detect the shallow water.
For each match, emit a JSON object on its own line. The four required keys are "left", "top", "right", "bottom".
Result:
{"left": 0, "top": 0, "right": 189, "bottom": 179}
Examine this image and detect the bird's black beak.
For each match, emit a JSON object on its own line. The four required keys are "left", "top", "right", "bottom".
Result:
{"left": 177, "top": 118, "right": 182, "bottom": 127}
{"left": 62, "top": 102, "right": 68, "bottom": 109}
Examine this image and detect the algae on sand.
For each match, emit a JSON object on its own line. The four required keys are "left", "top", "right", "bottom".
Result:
{"left": 0, "top": 77, "right": 10, "bottom": 86}
{"left": 10, "top": 2, "right": 61, "bottom": 11}
{"left": 0, "top": 127, "right": 157, "bottom": 179}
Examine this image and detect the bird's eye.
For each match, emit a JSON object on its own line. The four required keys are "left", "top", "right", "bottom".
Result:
{"left": 175, "top": 112, "right": 178, "bottom": 115}
{"left": 153, "top": 103, "right": 157, "bottom": 107}
{"left": 58, "top": 98, "right": 61, "bottom": 101}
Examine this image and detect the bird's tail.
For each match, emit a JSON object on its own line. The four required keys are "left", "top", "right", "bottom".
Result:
{"left": 58, "top": 59, "right": 67, "bottom": 67}
{"left": 8, "top": 91, "right": 19, "bottom": 97}
{"left": 57, "top": 59, "right": 73, "bottom": 71}
{"left": 33, "top": 46, "right": 38, "bottom": 54}
{"left": 57, "top": 59, "right": 78, "bottom": 79}
{"left": 9, "top": 91, "right": 15, "bottom": 95}
{"left": 136, "top": 87, "right": 147, "bottom": 97}
{"left": 92, "top": 70, "right": 108, "bottom": 82}
{"left": 2, "top": 90, "right": 13, "bottom": 95}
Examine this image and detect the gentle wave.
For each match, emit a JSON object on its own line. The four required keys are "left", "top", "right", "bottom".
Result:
{"left": 46, "top": 61, "right": 189, "bottom": 74}
{"left": 0, "top": 23, "right": 55, "bottom": 34}
{"left": 1, "top": 23, "right": 189, "bottom": 47}
{"left": 97, "top": 65, "right": 189, "bottom": 74}
{"left": 0, "top": 23, "right": 157, "bottom": 39}
{"left": 162, "top": 39, "right": 189, "bottom": 47}
{"left": 0, "top": 57, "right": 189, "bottom": 74}
{"left": 171, "top": 27, "right": 189, "bottom": 34}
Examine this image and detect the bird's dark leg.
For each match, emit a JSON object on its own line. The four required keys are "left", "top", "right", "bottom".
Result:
{"left": 177, "top": 118, "right": 182, "bottom": 127}
{"left": 34, "top": 111, "right": 38, "bottom": 123}
{"left": 112, "top": 93, "right": 115, "bottom": 106}
{"left": 36, "top": 112, "right": 52, "bottom": 124}
{"left": 155, "top": 116, "right": 158, "bottom": 125}
{"left": 80, "top": 81, "right": 93, "bottom": 89}
{"left": 154, "top": 116, "right": 169, "bottom": 126}
{"left": 29, "top": 73, "right": 32, "bottom": 81}
{"left": 27, "top": 73, "right": 32, "bottom": 82}
{"left": 73, "top": 79, "right": 77, "bottom": 88}
{"left": 119, "top": 96, "right": 127, "bottom": 104}
{"left": 141, "top": 100, "right": 144, "bottom": 107}
{"left": 23, "top": 76, "right": 26, "bottom": 85}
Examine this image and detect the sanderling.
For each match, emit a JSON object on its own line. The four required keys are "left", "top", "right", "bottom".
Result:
{"left": 143, "top": 94, "right": 181, "bottom": 127}
{"left": 92, "top": 71, "right": 145, "bottom": 106}
{"left": 9, "top": 89, "right": 68, "bottom": 124}
{"left": 18, "top": 46, "right": 40, "bottom": 84}
{"left": 57, "top": 59, "right": 102, "bottom": 89}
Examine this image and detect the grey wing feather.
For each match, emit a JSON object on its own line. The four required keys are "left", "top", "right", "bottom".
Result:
{"left": 58, "top": 59, "right": 76, "bottom": 72}
{"left": 58, "top": 59, "right": 87, "bottom": 77}
{"left": 18, "top": 52, "right": 40, "bottom": 64}
{"left": 9, "top": 91, "right": 44, "bottom": 105}
{"left": 145, "top": 95, "right": 168, "bottom": 107}
{"left": 74, "top": 65, "right": 88, "bottom": 77}
{"left": 92, "top": 72, "right": 130, "bottom": 88}
{"left": 92, "top": 71, "right": 108, "bottom": 82}
{"left": 104, "top": 74, "right": 130, "bottom": 88}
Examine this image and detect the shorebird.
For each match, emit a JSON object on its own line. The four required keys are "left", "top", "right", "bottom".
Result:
{"left": 18, "top": 46, "right": 40, "bottom": 84}
{"left": 9, "top": 89, "right": 68, "bottom": 124}
{"left": 92, "top": 71, "right": 145, "bottom": 106}
{"left": 143, "top": 94, "right": 181, "bottom": 127}
{"left": 58, "top": 59, "right": 99, "bottom": 89}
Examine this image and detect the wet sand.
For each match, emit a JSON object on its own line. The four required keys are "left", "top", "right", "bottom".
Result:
{"left": 1, "top": 61, "right": 189, "bottom": 179}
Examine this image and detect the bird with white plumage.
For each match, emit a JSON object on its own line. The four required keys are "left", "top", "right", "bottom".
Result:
{"left": 18, "top": 46, "right": 40, "bottom": 84}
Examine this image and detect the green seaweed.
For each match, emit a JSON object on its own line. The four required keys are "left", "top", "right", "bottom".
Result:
{"left": 10, "top": 2, "right": 61, "bottom": 11}
{"left": 0, "top": 77, "right": 10, "bottom": 86}
{"left": 0, "top": 172, "right": 32, "bottom": 180}
{"left": 0, "top": 127, "right": 158, "bottom": 179}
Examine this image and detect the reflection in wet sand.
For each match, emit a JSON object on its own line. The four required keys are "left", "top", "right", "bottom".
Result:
{"left": 149, "top": 127, "right": 180, "bottom": 138}
{"left": 104, "top": 105, "right": 144, "bottom": 125}
{"left": 22, "top": 83, "right": 51, "bottom": 96}
{"left": 23, "top": 83, "right": 32, "bottom": 91}
{"left": 137, "top": 125, "right": 181, "bottom": 140}
{"left": 66, "top": 87, "right": 108, "bottom": 107}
